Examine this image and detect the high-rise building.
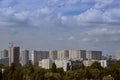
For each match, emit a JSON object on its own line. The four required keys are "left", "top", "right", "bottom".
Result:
{"left": 0, "top": 49, "right": 8, "bottom": 59}
{"left": 8, "top": 46, "right": 20, "bottom": 66}
{"left": 31, "top": 50, "right": 49, "bottom": 65}
{"left": 77, "top": 50, "right": 86, "bottom": 60}
{"left": 21, "top": 50, "right": 29, "bottom": 66}
{"left": 86, "top": 51, "right": 102, "bottom": 60}
{"left": 69, "top": 50, "right": 86, "bottom": 60}
{"left": 49, "top": 50, "right": 58, "bottom": 60}
{"left": 68, "top": 50, "right": 74, "bottom": 59}
{"left": 58, "top": 50, "right": 69, "bottom": 59}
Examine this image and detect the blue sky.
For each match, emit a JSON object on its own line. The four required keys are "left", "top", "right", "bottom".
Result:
{"left": 0, "top": 0, "right": 120, "bottom": 56}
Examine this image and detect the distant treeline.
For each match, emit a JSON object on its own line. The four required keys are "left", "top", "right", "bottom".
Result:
{"left": 0, "top": 62, "right": 119, "bottom": 80}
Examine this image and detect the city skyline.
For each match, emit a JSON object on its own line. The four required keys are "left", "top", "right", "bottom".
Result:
{"left": 0, "top": 0, "right": 120, "bottom": 56}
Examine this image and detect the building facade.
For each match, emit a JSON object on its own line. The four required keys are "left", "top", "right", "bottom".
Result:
{"left": 21, "top": 50, "right": 29, "bottom": 66}
{"left": 69, "top": 50, "right": 86, "bottom": 60}
{"left": 0, "top": 57, "right": 9, "bottom": 66}
{"left": 8, "top": 46, "right": 20, "bottom": 66}
{"left": 49, "top": 50, "right": 58, "bottom": 60}
{"left": 39, "top": 59, "right": 53, "bottom": 69}
{"left": 0, "top": 49, "right": 8, "bottom": 59}
{"left": 31, "top": 50, "right": 49, "bottom": 65}
{"left": 86, "top": 51, "right": 102, "bottom": 60}
{"left": 55, "top": 59, "right": 71, "bottom": 71}
{"left": 58, "top": 50, "right": 69, "bottom": 59}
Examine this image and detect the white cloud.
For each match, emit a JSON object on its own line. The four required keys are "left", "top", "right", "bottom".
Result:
{"left": 103, "top": 8, "right": 120, "bottom": 22}
{"left": 14, "top": 11, "right": 29, "bottom": 21}
{"left": 94, "top": 0, "right": 113, "bottom": 9}
{"left": 86, "top": 28, "right": 120, "bottom": 36}
{"left": 86, "top": 28, "right": 108, "bottom": 35}
{"left": 76, "top": 8, "right": 103, "bottom": 23}
{"left": 40, "top": 7, "right": 49, "bottom": 14}
{"left": 0, "top": 7, "right": 15, "bottom": 16}
{"left": 81, "top": 38, "right": 91, "bottom": 42}
{"left": 0, "top": 0, "right": 120, "bottom": 55}
{"left": 68, "top": 36, "right": 75, "bottom": 40}
{"left": 66, "top": 0, "right": 80, "bottom": 4}
{"left": 61, "top": 16, "right": 67, "bottom": 24}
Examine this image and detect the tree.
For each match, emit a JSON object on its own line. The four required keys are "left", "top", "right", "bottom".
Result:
{"left": 83, "top": 68, "right": 93, "bottom": 79}
{"left": 45, "top": 72, "right": 61, "bottom": 80}
{"left": 57, "top": 68, "right": 64, "bottom": 75}
{"left": 52, "top": 63, "right": 57, "bottom": 73}
{"left": 90, "top": 61, "right": 102, "bottom": 70}
{"left": 65, "top": 70, "right": 74, "bottom": 80}
{"left": 0, "top": 69, "right": 2, "bottom": 80}
{"left": 109, "top": 64, "right": 120, "bottom": 80}
{"left": 90, "top": 69, "right": 100, "bottom": 79}
{"left": 103, "top": 75, "right": 114, "bottom": 80}
{"left": 79, "top": 64, "right": 85, "bottom": 69}
{"left": 10, "top": 63, "right": 16, "bottom": 73}
{"left": 67, "top": 63, "right": 70, "bottom": 71}
{"left": 12, "top": 67, "right": 24, "bottom": 80}
{"left": 34, "top": 68, "right": 46, "bottom": 80}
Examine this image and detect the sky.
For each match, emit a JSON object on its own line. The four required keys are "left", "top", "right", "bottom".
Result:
{"left": 0, "top": 0, "right": 120, "bottom": 56}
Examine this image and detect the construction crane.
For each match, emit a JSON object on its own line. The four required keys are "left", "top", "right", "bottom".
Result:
{"left": 9, "top": 41, "right": 16, "bottom": 47}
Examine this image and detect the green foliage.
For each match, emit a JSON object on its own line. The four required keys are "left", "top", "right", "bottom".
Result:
{"left": 84, "top": 68, "right": 93, "bottom": 79}
{"left": 10, "top": 63, "right": 16, "bottom": 74}
{"left": 103, "top": 75, "right": 114, "bottom": 80}
{"left": 52, "top": 63, "right": 57, "bottom": 73}
{"left": 0, "top": 69, "right": 2, "bottom": 80}
{"left": 90, "top": 61, "right": 103, "bottom": 70}
{"left": 45, "top": 72, "right": 61, "bottom": 80}
{"left": 66, "top": 63, "right": 70, "bottom": 71}
{"left": 2, "top": 62, "right": 120, "bottom": 80}
{"left": 90, "top": 69, "right": 100, "bottom": 79}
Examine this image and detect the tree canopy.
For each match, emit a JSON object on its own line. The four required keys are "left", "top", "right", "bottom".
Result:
{"left": 0, "top": 62, "right": 120, "bottom": 80}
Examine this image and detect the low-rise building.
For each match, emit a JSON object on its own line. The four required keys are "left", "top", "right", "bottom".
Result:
{"left": 55, "top": 59, "right": 71, "bottom": 71}
{"left": 39, "top": 59, "right": 54, "bottom": 69}
{"left": 83, "top": 60, "right": 96, "bottom": 67}
{"left": 83, "top": 60, "right": 107, "bottom": 68}
{"left": 99, "top": 60, "right": 107, "bottom": 68}
{"left": 55, "top": 59, "right": 83, "bottom": 71}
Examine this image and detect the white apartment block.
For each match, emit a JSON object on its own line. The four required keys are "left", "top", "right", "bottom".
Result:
{"left": 99, "top": 60, "right": 107, "bottom": 68}
{"left": 55, "top": 59, "right": 71, "bottom": 71}
{"left": 39, "top": 59, "right": 53, "bottom": 69}
{"left": 83, "top": 60, "right": 97, "bottom": 67}
{"left": 83, "top": 60, "right": 107, "bottom": 68}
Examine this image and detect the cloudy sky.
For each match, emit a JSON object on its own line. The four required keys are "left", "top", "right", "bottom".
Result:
{"left": 0, "top": 0, "right": 120, "bottom": 56}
